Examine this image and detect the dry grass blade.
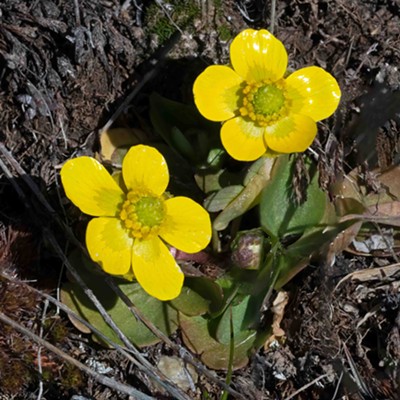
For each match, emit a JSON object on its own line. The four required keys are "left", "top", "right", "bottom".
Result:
{"left": 342, "top": 342, "right": 375, "bottom": 399}
{"left": 282, "top": 374, "right": 329, "bottom": 400}
{"left": 334, "top": 263, "right": 400, "bottom": 291}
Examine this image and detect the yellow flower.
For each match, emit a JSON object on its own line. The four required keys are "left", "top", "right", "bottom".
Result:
{"left": 61, "top": 145, "right": 212, "bottom": 301}
{"left": 193, "top": 29, "right": 341, "bottom": 161}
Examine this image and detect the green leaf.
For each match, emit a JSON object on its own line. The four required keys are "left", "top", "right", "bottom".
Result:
{"left": 195, "top": 168, "right": 241, "bottom": 194}
{"left": 151, "top": 143, "right": 202, "bottom": 199}
{"left": 179, "top": 313, "right": 257, "bottom": 370}
{"left": 169, "top": 277, "right": 224, "bottom": 317}
{"left": 61, "top": 258, "right": 178, "bottom": 347}
{"left": 260, "top": 155, "right": 329, "bottom": 239}
{"left": 274, "top": 219, "right": 360, "bottom": 288}
{"left": 149, "top": 93, "right": 219, "bottom": 163}
{"left": 241, "top": 220, "right": 359, "bottom": 328}
{"left": 243, "top": 157, "right": 269, "bottom": 185}
{"left": 204, "top": 185, "right": 244, "bottom": 212}
{"left": 213, "top": 157, "right": 275, "bottom": 231}
{"left": 170, "top": 126, "right": 196, "bottom": 160}
{"left": 215, "top": 295, "right": 257, "bottom": 345}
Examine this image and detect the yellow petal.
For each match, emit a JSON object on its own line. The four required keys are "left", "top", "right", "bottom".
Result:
{"left": 86, "top": 217, "right": 133, "bottom": 276}
{"left": 230, "top": 29, "right": 288, "bottom": 82}
{"left": 61, "top": 157, "right": 125, "bottom": 217}
{"left": 265, "top": 114, "right": 317, "bottom": 153}
{"left": 285, "top": 66, "right": 341, "bottom": 121}
{"left": 132, "top": 237, "right": 184, "bottom": 301}
{"left": 122, "top": 145, "right": 169, "bottom": 196}
{"left": 160, "top": 197, "right": 211, "bottom": 253}
{"left": 221, "top": 117, "right": 266, "bottom": 161}
{"left": 193, "top": 65, "right": 244, "bottom": 121}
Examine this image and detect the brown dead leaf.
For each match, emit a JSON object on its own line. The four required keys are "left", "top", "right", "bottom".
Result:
{"left": 331, "top": 164, "right": 400, "bottom": 208}
{"left": 98, "top": 128, "right": 145, "bottom": 162}
{"left": 340, "top": 201, "right": 400, "bottom": 227}
{"left": 376, "top": 165, "right": 400, "bottom": 200}
{"left": 367, "top": 201, "right": 400, "bottom": 226}
{"left": 264, "top": 290, "right": 289, "bottom": 349}
{"left": 335, "top": 263, "right": 400, "bottom": 291}
{"left": 326, "top": 221, "right": 363, "bottom": 266}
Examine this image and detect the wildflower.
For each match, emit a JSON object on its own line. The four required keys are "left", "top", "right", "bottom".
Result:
{"left": 61, "top": 145, "right": 211, "bottom": 301}
{"left": 193, "top": 29, "right": 341, "bottom": 161}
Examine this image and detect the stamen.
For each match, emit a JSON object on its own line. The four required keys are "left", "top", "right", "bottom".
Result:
{"left": 119, "top": 190, "right": 166, "bottom": 239}
{"left": 240, "top": 80, "right": 289, "bottom": 126}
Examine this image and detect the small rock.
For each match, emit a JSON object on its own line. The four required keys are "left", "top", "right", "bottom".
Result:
{"left": 157, "top": 355, "right": 198, "bottom": 392}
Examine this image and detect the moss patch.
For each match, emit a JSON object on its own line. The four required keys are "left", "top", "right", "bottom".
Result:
{"left": 145, "top": 0, "right": 200, "bottom": 44}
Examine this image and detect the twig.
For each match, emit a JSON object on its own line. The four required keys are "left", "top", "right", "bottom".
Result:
{"left": 0, "top": 311, "right": 155, "bottom": 400}
{"left": 283, "top": 374, "right": 329, "bottom": 400}
{"left": 330, "top": 371, "right": 343, "bottom": 400}
{"left": 269, "top": 0, "right": 277, "bottom": 34}
{"left": 56, "top": 244, "right": 67, "bottom": 315}
{"left": 73, "top": 0, "right": 81, "bottom": 26}
{"left": 57, "top": 114, "right": 69, "bottom": 150}
{"left": 342, "top": 342, "right": 374, "bottom": 398}
{"left": 236, "top": 2, "right": 255, "bottom": 23}
{"left": 36, "top": 299, "right": 49, "bottom": 400}
{"left": 154, "top": 0, "right": 183, "bottom": 35}
{"left": 27, "top": 80, "right": 56, "bottom": 135}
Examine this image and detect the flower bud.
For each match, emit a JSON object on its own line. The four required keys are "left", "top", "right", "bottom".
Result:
{"left": 231, "top": 229, "right": 266, "bottom": 269}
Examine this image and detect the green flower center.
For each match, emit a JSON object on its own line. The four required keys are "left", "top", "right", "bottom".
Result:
{"left": 135, "top": 197, "right": 165, "bottom": 227}
{"left": 119, "top": 190, "right": 166, "bottom": 239}
{"left": 240, "top": 80, "right": 288, "bottom": 126}
{"left": 253, "top": 85, "right": 285, "bottom": 115}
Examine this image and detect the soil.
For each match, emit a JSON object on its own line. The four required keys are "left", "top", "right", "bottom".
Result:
{"left": 0, "top": 0, "right": 399, "bottom": 399}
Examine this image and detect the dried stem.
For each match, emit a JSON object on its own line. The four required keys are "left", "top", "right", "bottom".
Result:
{"left": 270, "top": 0, "right": 277, "bottom": 34}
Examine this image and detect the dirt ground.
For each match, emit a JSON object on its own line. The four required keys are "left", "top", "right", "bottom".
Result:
{"left": 0, "top": 0, "right": 399, "bottom": 399}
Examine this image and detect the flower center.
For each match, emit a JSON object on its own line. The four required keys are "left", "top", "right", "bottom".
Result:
{"left": 119, "top": 190, "right": 166, "bottom": 239}
{"left": 240, "top": 80, "right": 288, "bottom": 126}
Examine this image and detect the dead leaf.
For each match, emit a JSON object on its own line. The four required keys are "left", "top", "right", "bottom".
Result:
{"left": 326, "top": 221, "right": 363, "bottom": 266}
{"left": 340, "top": 201, "right": 400, "bottom": 227}
{"left": 98, "top": 128, "right": 145, "bottom": 162}
{"left": 352, "top": 231, "right": 394, "bottom": 254}
{"left": 335, "top": 263, "right": 400, "bottom": 291}
{"left": 264, "top": 290, "right": 289, "bottom": 349}
{"left": 376, "top": 165, "right": 400, "bottom": 200}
